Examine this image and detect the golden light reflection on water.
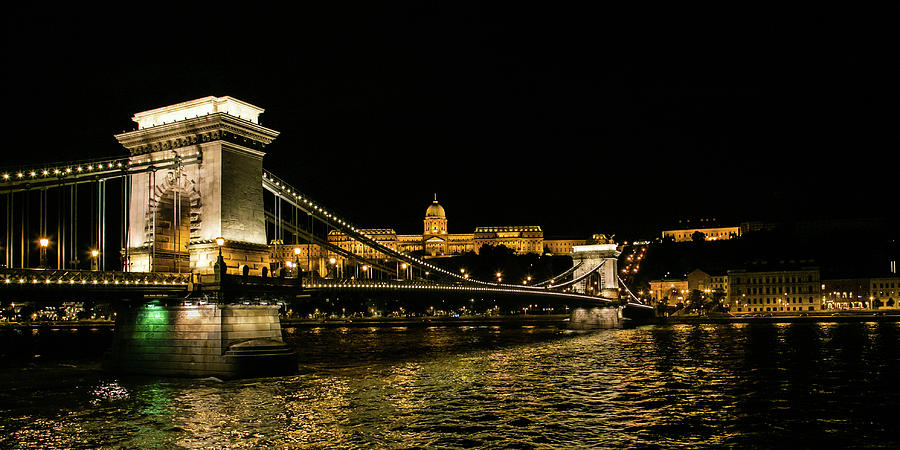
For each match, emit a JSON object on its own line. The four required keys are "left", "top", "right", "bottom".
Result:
{"left": 1, "top": 322, "right": 898, "bottom": 448}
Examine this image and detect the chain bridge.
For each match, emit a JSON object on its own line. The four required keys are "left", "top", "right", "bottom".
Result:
{"left": 0, "top": 96, "right": 652, "bottom": 378}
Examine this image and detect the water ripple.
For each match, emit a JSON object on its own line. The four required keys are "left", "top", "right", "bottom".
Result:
{"left": 0, "top": 322, "right": 898, "bottom": 448}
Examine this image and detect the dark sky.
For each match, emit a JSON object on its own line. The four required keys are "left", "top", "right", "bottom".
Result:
{"left": 3, "top": 6, "right": 897, "bottom": 239}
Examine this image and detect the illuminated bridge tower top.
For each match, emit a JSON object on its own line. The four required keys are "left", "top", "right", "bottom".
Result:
{"left": 115, "top": 96, "right": 280, "bottom": 275}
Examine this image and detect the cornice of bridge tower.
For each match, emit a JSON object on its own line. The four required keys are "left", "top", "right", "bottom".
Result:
{"left": 114, "top": 113, "right": 280, "bottom": 157}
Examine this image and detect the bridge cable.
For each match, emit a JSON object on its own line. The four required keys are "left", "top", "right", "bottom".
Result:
{"left": 532, "top": 261, "right": 584, "bottom": 286}
{"left": 617, "top": 274, "right": 645, "bottom": 305}
{"left": 547, "top": 260, "right": 605, "bottom": 290}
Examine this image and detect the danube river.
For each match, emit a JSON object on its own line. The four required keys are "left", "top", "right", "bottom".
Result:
{"left": 1, "top": 321, "right": 897, "bottom": 448}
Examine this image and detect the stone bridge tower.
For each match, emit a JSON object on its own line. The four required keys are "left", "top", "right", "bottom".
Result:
{"left": 571, "top": 238, "right": 621, "bottom": 298}
{"left": 115, "top": 96, "right": 279, "bottom": 275}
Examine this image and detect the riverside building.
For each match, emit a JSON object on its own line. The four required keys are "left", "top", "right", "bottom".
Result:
{"left": 727, "top": 264, "right": 822, "bottom": 314}
{"left": 870, "top": 277, "right": 899, "bottom": 309}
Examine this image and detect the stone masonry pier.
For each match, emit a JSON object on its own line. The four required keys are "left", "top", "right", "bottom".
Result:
{"left": 106, "top": 303, "right": 296, "bottom": 378}
{"left": 568, "top": 307, "right": 625, "bottom": 329}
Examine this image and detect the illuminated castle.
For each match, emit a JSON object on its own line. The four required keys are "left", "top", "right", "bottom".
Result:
{"left": 328, "top": 195, "right": 584, "bottom": 258}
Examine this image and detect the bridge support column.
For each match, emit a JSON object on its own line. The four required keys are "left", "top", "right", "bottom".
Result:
{"left": 106, "top": 302, "right": 296, "bottom": 378}
{"left": 568, "top": 306, "right": 624, "bottom": 329}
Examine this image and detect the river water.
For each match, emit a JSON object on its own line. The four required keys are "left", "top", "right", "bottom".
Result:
{"left": 1, "top": 321, "right": 897, "bottom": 448}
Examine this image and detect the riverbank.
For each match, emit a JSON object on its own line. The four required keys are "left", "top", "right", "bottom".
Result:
{"left": 2, "top": 311, "right": 898, "bottom": 328}
{"left": 661, "top": 311, "right": 900, "bottom": 325}
{"left": 0, "top": 315, "right": 572, "bottom": 329}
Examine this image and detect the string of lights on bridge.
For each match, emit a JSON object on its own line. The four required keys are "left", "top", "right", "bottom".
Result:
{"left": 303, "top": 280, "right": 656, "bottom": 308}
{"left": 1, "top": 159, "right": 130, "bottom": 181}
{"left": 0, "top": 269, "right": 191, "bottom": 288}
{"left": 0, "top": 152, "right": 204, "bottom": 185}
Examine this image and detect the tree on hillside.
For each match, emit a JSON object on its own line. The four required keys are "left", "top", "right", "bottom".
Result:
{"left": 656, "top": 297, "right": 669, "bottom": 317}
{"left": 708, "top": 291, "right": 727, "bottom": 313}
{"left": 687, "top": 289, "right": 705, "bottom": 315}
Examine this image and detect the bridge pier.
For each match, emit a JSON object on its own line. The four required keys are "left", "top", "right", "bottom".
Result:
{"left": 568, "top": 306, "right": 625, "bottom": 329}
{"left": 105, "top": 302, "right": 296, "bottom": 378}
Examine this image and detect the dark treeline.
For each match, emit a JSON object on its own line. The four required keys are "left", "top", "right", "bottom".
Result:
{"left": 426, "top": 245, "right": 574, "bottom": 286}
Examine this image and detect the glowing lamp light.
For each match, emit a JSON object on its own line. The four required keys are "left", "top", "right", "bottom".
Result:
{"left": 39, "top": 238, "right": 49, "bottom": 247}
{"left": 91, "top": 250, "right": 99, "bottom": 257}
{"left": 215, "top": 237, "right": 225, "bottom": 247}
{"left": 294, "top": 247, "right": 301, "bottom": 255}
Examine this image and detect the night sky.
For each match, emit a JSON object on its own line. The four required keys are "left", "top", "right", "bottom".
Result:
{"left": 4, "top": 6, "right": 896, "bottom": 240}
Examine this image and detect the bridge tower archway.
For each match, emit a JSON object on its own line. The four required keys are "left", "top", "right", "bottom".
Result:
{"left": 145, "top": 182, "right": 193, "bottom": 273}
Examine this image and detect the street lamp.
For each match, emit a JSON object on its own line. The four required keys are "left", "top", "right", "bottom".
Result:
{"left": 91, "top": 249, "right": 99, "bottom": 271}
{"left": 39, "top": 238, "right": 49, "bottom": 269}
{"left": 294, "top": 247, "right": 302, "bottom": 278}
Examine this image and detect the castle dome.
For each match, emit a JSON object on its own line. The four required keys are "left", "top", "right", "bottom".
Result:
{"left": 425, "top": 194, "right": 445, "bottom": 218}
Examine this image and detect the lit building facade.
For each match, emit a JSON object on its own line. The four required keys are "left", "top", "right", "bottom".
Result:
{"left": 649, "top": 269, "right": 728, "bottom": 303}
{"left": 543, "top": 239, "right": 587, "bottom": 255}
{"left": 662, "top": 226, "right": 741, "bottom": 242}
{"left": 870, "top": 277, "right": 899, "bottom": 309}
{"left": 326, "top": 196, "right": 582, "bottom": 259}
{"left": 823, "top": 278, "right": 871, "bottom": 310}
{"left": 727, "top": 266, "right": 822, "bottom": 314}
{"left": 474, "top": 226, "right": 543, "bottom": 255}
{"left": 687, "top": 269, "right": 728, "bottom": 294}
{"left": 817, "top": 277, "right": 899, "bottom": 310}
{"left": 648, "top": 278, "right": 689, "bottom": 303}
